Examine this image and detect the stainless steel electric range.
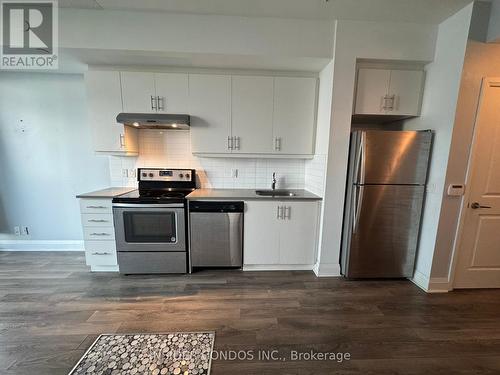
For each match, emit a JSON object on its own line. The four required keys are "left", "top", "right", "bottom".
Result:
{"left": 112, "top": 168, "right": 196, "bottom": 274}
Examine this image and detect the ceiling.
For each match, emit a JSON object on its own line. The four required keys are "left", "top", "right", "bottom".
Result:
{"left": 59, "top": 0, "right": 475, "bottom": 24}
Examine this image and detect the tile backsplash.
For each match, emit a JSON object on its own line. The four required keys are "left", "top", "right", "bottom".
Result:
{"left": 109, "top": 130, "right": 308, "bottom": 191}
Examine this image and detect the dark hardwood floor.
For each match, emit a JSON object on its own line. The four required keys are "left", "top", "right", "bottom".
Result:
{"left": 1, "top": 251, "right": 500, "bottom": 374}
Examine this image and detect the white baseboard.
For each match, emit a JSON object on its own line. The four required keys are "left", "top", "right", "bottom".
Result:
{"left": 411, "top": 270, "right": 450, "bottom": 293}
{"left": 243, "top": 264, "right": 314, "bottom": 271}
{"left": 313, "top": 262, "right": 341, "bottom": 277}
{"left": 0, "top": 240, "right": 84, "bottom": 252}
{"left": 91, "top": 265, "right": 119, "bottom": 272}
{"left": 428, "top": 277, "right": 452, "bottom": 293}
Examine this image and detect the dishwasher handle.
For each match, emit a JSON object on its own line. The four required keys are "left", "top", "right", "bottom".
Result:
{"left": 189, "top": 201, "right": 244, "bottom": 213}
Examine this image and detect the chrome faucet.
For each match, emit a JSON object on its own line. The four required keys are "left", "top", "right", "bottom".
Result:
{"left": 271, "top": 172, "right": 277, "bottom": 190}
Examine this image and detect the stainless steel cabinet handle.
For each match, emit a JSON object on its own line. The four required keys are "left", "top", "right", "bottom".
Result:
{"left": 276, "top": 205, "right": 281, "bottom": 219}
{"left": 150, "top": 95, "right": 157, "bottom": 110}
{"left": 88, "top": 219, "right": 108, "bottom": 223}
{"left": 275, "top": 137, "right": 282, "bottom": 151}
{"left": 227, "top": 136, "right": 233, "bottom": 150}
{"left": 90, "top": 232, "right": 111, "bottom": 236}
{"left": 235, "top": 136, "right": 240, "bottom": 150}
{"left": 382, "top": 94, "right": 395, "bottom": 111}
{"left": 86, "top": 206, "right": 107, "bottom": 209}
{"left": 157, "top": 96, "right": 164, "bottom": 111}
{"left": 471, "top": 202, "right": 491, "bottom": 209}
{"left": 119, "top": 134, "right": 125, "bottom": 148}
{"left": 274, "top": 137, "right": 278, "bottom": 151}
{"left": 91, "top": 252, "right": 111, "bottom": 255}
{"left": 284, "top": 206, "right": 291, "bottom": 220}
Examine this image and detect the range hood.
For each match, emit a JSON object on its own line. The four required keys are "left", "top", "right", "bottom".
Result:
{"left": 116, "top": 113, "right": 190, "bottom": 130}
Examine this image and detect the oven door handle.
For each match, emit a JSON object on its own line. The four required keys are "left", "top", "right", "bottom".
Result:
{"left": 112, "top": 203, "right": 185, "bottom": 208}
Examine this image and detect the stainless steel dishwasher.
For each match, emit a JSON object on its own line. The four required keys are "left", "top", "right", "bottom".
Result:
{"left": 189, "top": 201, "right": 243, "bottom": 270}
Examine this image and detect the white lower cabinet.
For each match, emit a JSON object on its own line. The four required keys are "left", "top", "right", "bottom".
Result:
{"left": 244, "top": 200, "right": 319, "bottom": 268}
{"left": 79, "top": 198, "right": 118, "bottom": 272}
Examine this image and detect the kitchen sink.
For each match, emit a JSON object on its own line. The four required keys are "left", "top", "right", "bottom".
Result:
{"left": 255, "top": 189, "right": 296, "bottom": 197}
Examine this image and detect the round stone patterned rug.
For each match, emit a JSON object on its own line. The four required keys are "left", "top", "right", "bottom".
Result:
{"left": 68, "top": 332, "right": 215, "bottom": 375}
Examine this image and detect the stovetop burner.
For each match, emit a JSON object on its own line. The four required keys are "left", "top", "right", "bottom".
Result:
{"left": 112, "top": 168, "right": 196, "bottom": 205}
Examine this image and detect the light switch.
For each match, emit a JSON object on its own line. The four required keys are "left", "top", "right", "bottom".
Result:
{"left": 447, "top": 184, "right": 465, "bottom": 197}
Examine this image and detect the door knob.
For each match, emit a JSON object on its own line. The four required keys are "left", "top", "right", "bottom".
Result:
{"left": 471, "top": 202, "right": 491, "bottom": 209}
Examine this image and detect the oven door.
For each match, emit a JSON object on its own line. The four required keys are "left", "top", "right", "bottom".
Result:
{"left": 113, "top": 204, "right": 186, "bottom": 252}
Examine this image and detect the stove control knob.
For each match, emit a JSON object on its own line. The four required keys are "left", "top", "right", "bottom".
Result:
{"left": 186, "top": 174, "right": 190, "bottom": 179}
{"left": 149, "top": 173, "right": 154, "bottom": 178}
{"left": 179, "top": 173, "right": 184, "bottom": 178}
{"left": 142, "top": 173, "right": 147, "bottom": 177}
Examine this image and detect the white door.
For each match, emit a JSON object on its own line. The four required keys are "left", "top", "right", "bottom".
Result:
{"left": 454, "top": 78, "right": 500, "bottom": 288}
{"left": 231, "top": 76, "right": 274, "bottom": 153}
{"left": 279, "top": 202, "right": 318, "bottom": 265}
{"left": 243, "top": 201, "right": 280, "bottom": 265}
{"left": 273, "top": 77, "right": 317, "bottom": 155}
{"left": 155, "top": 73, "right": 189, "bottom": 114}
{"left": 85, "top": 71, "right": 126, "bottom": 153}
{"left": 120, "top": 72, "right": 156, "bottom": 113}
{"left": 354, "top": 68, "right": 390, "bottom": 115}
{"left": 389, "top": 70, "right": 424, "bottom": 116}
{"left": 189, "top": 74, "right": 232, "bottom": 154}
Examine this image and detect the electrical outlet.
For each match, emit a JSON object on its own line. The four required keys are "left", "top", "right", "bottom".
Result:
{"left": 122, "top": 169, "right": 129, "bottom": 178}
{"left": 231, "top": 168, "right": 238, "bottom": 178}
{"left": 14, "top": 226, "right": 21, "bottom": 236}
{"left": 22, "top": 226, "right": 29, "bottom": 236}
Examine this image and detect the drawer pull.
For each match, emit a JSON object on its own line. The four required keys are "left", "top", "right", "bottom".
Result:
{"left": 86, "top": 205, "right": 107, "bottom": 209}
{"left": 90, "top": 232, "right": 111, "bottom": 236}
{"left": 88, "top": 219, "right": 108, "bottom": 223}
{"left": 91, "top": 252, "right": 111, "bottom": 255}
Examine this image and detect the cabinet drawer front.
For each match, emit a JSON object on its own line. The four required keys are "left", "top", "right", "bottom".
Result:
{"left": 81, "top": 213, "right": 114, "bottom": 227}
{"left": 83, "top": 227, "right": 115, "bottom": 240}
{"left": 80, "top": 199, "right": 113, "bottom": 214}
{"left": 84, "top": 241, "right": 117, "bottom": 266}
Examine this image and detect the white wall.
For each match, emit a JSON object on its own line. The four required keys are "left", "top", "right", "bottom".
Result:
{"left": 487, "top": 0, "right": 500, "bottom": 42}
{"left": 59, "top": 8, "right": 334, "bottom": 72}
{"left": 402, "top": 5, "right": 473, "bottom": 291}
{"left": 316, "top": 19, "right": 438, "bottom": 275}
{"left": 0, "top": 73, "right": 110, "bottom": 242}
{"left": 305, "top": 61, "right": 333, "bottom": 197}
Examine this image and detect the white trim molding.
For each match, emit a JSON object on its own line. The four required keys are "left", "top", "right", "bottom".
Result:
{"left": 411, "top": 270, "right": 451, "bottom": 293}
{"left": 313, "top": 262, "right": 341, "bottom": 277}
{"left": 243, "top": 264, "right": 314, "bottom": 271}
{"left": 0, "top": 240, "right": 84, "bottom": 252}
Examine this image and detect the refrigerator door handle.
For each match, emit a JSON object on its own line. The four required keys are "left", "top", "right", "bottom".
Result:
{"left": 353, "top": 185, "right": 364, "bottom": 234}
{"left": 359, "top": 132, "right": 366, "bottom": 185}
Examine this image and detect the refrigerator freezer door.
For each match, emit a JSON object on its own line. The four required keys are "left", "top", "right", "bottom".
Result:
{"left": 344, "top": 185, "right": 425, "bottom": 278}
{"left": 354, "top": 130, "right": 432, "bottom": 185}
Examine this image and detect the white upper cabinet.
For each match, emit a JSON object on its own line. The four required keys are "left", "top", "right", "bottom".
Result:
{"left": 85, "top": 71, "right": 138, "bottom": 155}
{"left": 354, "top": 67, "right": 424, "bottom": 117}
{"left": 231, "top": 76, "right": 274, "bottom": 154}
{"left": 354, "top": 69, "right": 391, "bottom": 115}
{"left": 388, "top": 70, "right": 424, "bottom": 116}
{"left": 120, "top": 72, "right": 156, "bottom": 113}
{"left": 272, "top": 77, "right": 317, "bottom": 155}
{"left": 155, "top": 73, "right": 189, "bottom": 114}
{"left": 189, "top": 74, "right": 232, "bottom": 154}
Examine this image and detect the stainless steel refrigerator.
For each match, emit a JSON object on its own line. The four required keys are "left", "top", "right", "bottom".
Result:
{"left": 341, "top": 130, "right": 432, "bottom": 278}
